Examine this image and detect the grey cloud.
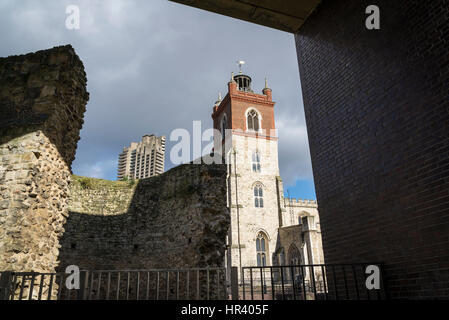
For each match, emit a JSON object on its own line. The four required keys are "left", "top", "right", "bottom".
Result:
{"left": 0, "top": 0, "right": 313, "bottom": 185}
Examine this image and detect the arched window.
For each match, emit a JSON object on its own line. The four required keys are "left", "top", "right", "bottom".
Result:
{"left": 288, "top": 244, "right": 301, "bottom": 266}
{"left": 247, "top": 110, "right": 259, "bottom": 131}
{"left": 254, "top": 183, "right": 264, "bottom": 208}
{"left": 221, "top": 114, "right": 227, "bottom": 138}
{"left": 252, "top": 152, "right": 261, "bottom": 172}
{"left": 256, "top": 232, "right": 268, "bottom": 266}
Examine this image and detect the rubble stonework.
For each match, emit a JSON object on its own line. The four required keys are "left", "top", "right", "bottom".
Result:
{"left": 60, "top": 163, "right": 230, "bottom": 270}
{"left": 0, "top": 45, "right": 89, "bottom": 273}
{"left": 0, "top": 46, "right": 230, "bottom": 280}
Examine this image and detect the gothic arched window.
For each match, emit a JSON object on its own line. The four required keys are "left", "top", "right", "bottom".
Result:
{"left": 288, "top": 244, "right": 301, "bottom": 266}
{"left": 247, "top": 110, "right": 259, "bottom": 131}
{"left": 256, "top": 232, "right": 268, "bottom": 266}
{"left": 252, "top": 152, "right": 261, "bottom": 172}
{"left": 254, "top": 183, "right": 264, "bottom": 208}
{"left": 221, "top": 115, "right": 227, "bottom": 138}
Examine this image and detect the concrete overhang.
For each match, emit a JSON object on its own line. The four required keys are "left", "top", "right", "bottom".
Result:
{"left": 169, "top": 0, "right": 321, "bottom": 33}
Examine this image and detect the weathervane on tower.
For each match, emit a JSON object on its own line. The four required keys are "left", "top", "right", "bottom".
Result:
{"left": 237, "top": 60, "right": 245, "bottom": 74}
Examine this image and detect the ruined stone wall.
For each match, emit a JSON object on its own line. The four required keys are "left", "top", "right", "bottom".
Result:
{"left": 0, "top": 46, "right": 89, "bottom": 273}
{"left": 0, "top": 46, "right": 229, "bottom": 280}
{"left": 59, "top": 163, "right": 230, "bottom": 271}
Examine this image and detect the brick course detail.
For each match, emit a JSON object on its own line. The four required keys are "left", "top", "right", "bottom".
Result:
{"left": 295, "top": 0, "right": 449, "bottom": 299}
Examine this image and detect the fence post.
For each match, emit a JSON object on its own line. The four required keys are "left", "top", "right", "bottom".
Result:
{"left": 230, "top": 267, "right": 239, "bottom": 300}
{"left": 0, "top": 272, "right": 13, "bottom": 300}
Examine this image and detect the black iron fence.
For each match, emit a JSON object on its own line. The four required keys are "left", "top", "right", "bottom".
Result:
{"left": 0, "top": 263, "right": 387, "bottom": 300}
{"left": 241, "top": 263, "right": 387, "bottom": 300}
{"left": 0, "top": 268, "right": 227, "bottom": 300}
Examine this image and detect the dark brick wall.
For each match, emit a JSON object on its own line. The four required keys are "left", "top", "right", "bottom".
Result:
{"left": 295, "top": 0, "right": 449, "bottom": 299}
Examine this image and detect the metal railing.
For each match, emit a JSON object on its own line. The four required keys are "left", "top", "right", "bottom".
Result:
{"left": 241, "top": 263, "right": 387, "bottom": 300}
{"left": 0, "top": 268, "right": 227, "bottom": 300}
{"left": 0, "top": 263, "right": 387, "bottom": 301}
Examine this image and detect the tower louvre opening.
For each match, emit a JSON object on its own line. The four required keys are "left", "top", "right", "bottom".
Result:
{"left": 234, "top": 74, "right": 252, "bottom": 92}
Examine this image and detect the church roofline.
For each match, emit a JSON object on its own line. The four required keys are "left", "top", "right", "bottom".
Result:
{"left": 284, "top": 198, "right": 318, "bottom": 207}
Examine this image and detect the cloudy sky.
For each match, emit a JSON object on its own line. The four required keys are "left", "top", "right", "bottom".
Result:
{"left": 0, "top": 0, "right": 316, "bottom": 199}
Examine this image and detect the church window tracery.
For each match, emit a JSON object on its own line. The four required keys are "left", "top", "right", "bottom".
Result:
{"left": 256, "top": 232, "right": 268, "bottom": 266}
{"left": 254, "top": 183, "right": 264, "bottom": 208}
{"left": 247, "top": 109, "right": 260, "bottom": 131}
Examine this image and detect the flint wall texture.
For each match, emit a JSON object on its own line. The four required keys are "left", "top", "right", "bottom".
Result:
{"left": 0, "top": 45, "right": 89, "bottom": 273}
{"left": 60, "top": 163, "right": 230, "bottom": 271}
{"left": 296, "top": 0, "right": 449, "bottom": 299}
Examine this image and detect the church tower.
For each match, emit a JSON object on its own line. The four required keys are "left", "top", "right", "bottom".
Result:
{"left": 212, "top": 69, "right": 284, "bottom": 280}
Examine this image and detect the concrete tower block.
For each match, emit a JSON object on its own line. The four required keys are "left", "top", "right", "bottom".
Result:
{"left": 0, "top": 45, "right": 89, "bottom": 273}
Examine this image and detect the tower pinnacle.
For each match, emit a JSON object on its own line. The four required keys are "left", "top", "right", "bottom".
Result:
{"left": 262, "top": 76, "right": 272, "bottom": 98}
{"left": 215, "top": 92, "right": 222, "bottom": 105}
